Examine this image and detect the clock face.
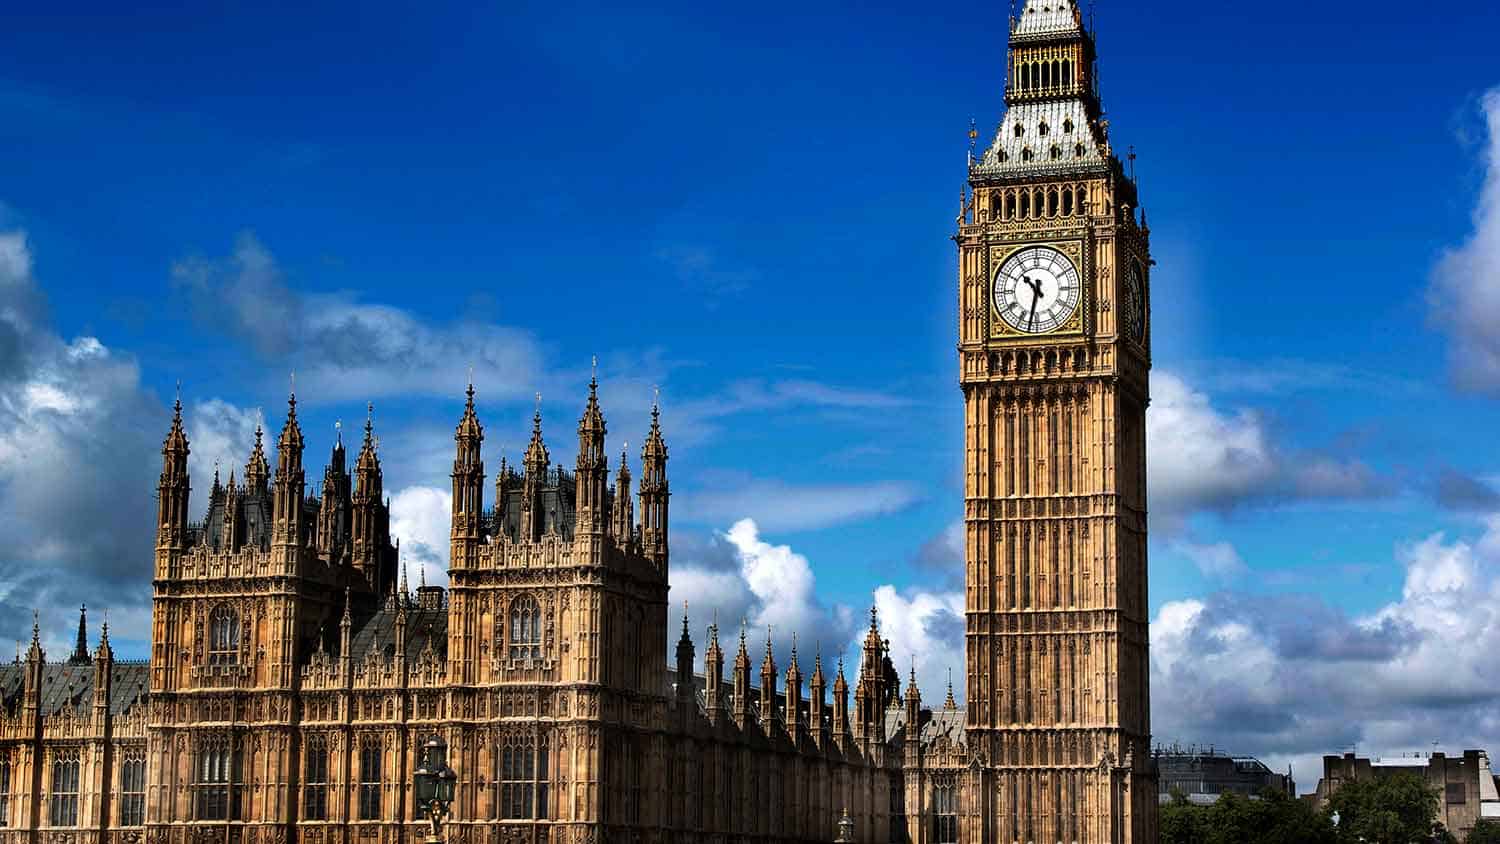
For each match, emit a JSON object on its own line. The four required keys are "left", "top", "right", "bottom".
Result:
{"left": 1123, "top": 262, "right": 1145, "bottom": 341}
{"left": 993, "top": 246, "right": 1081, "bottom": 334}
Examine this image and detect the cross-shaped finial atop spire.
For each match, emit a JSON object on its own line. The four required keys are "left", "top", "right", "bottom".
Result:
{"left": 591, "top": 355, "right": 598, "bottom": 382}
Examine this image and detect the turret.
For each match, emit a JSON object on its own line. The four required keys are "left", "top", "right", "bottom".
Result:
{"left": 493, "top": 455, "right": 512, "bottom": 542}
{"left": 855, "top": 606, "right": 888, "bottom": 741}
{"left": 339, "top": 587, "right": 353, "bottom": 682}
{"left": 759, "top": 629, "right": 778, "bottom": 728}
{"left": 93, "top": 618, "right": 114, "bottom": 717}
{"left": 271, "top": 392, "right": 306, "bottom": 554}
{"left": 674, "top": 605, "right": 695, "bottom": 704}
{"left": 809, "top": 646, "right": 827, "bottom": 746}
{"left": 223, "top": 469, "right": 241, "bottom": 552}
{"left": 450, "top": 383, "right": 485, "bottom": 571}
{"left": 245, "top": 424, "right": 270, "bottom": 496}
{"left": 704, "top": 617, "right": 724, "bottom": 724}
{"left": 732, "top": 624, "right": 751, "bottom": 729}
{"left": 639, "top": 399, "right": 669, "bottom": 566}
{"left": 317, "top": 423, "right": 352, "bottom": 562}
{"left": 611, "top": 443, "right": 634, "bottom": 550}
{"left": 904, "top": 663, "right": 921, "bottom": 743}
{"left": 351, "top": 404, "right": 387, "bottom": 588}
{"left": 575, "top": 369, "right": 608, "bottom": 538}
{"left": 785, "top": 635, "right": 803, "bottom": 738}
{"left": 832, "top": 656, "right": 850, "bottom": 741}
{"left": 156, "top": 396, "right": 191, "bottom": 554}
{"left": 23, "top": 614, "right": 44, "bottom": 723}
{"left": 521, "top": 401, "right": 549, "bottom": 542}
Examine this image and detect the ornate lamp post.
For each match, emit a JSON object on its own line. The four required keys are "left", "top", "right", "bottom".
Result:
{"left": 835, "top": 806, "right": 855, "bottom": 842}
{"left": 414, "top": 735, "right": 457, "bottom": 844}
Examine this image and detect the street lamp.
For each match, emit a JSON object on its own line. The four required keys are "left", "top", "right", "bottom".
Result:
{"left": 836, "top": 807, "right": 855, "bottom": 842}
{"left": 414, "top": 735, "right": 457, "bottom": 844}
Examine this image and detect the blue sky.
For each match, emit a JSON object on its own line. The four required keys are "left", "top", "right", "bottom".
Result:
{"left": 3, "top": 0, "right": 1500, "bottom": 783}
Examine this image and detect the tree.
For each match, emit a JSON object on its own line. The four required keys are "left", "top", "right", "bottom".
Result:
{"left": 1158, "top": 787, "right": 1335, "bottom": 844}
{"left": 1326, "top": 771, "right": 1441, "bottom": 844}
{"left": 1467, "top": 819, "right": 1500, "bottom": 844}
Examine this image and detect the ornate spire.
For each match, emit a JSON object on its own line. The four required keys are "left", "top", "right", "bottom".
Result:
{"left": 69, "top": 604, "right": 90, "bottom": 665}
{"left": 163, "top": 393, "right": 189, "bottom": 455}
{"left": 278, "top": 389, "right": 303, "bottom": 454}
{"left": 944, "top": 668, "right": 958, "bottom": 710}
{"left": 524, "top": 395, "right": 549, "bottom": 471}
{"left": 95, "top": 611, "right": 113, "bottom": 663}
{"left": 245, "top": 423, "right": 269, "bottom": 492}
{"left": 456, "top": 379, "right": 483, "bottom": 443}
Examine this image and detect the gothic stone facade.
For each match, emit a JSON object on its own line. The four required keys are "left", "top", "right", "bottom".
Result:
{"left": 0, "top": 380, "right": 971, "bottom": 844}
{"left": 0, "top": 3, "right": 1156, "bottom": 842}
{"left": 958, "top": 0, "right": 1157, "bottom": 841}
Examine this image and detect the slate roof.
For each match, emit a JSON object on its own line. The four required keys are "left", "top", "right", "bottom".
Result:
{"left": 973, "top": 99, "right": 1107, "bottom": 179}
{"left": 1013, "top": 0, "right": 1082, "bottom": 38}
{"left": 347, "top": 601, "right": 448, "bottom": 661}
{"left": 0, "top": 661, "right": 150, "bottom": 718}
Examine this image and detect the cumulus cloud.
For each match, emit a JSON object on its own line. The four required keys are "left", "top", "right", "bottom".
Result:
{"left": 1431, "top": 88, "right": 1500, "bottom": 392}
{"left": 670, "top": 518, "right": 856, "bottom": 670}
{"left": 865, "top": 584, "right": 965, "bottom": 705}
{"left": 186, "top": 398, "right": 264, "bottom": 485}
{"left": 682, "top": 478, "right": 921, "bottom": 533}
{"left": 0, "top": 229, "right": 165, "bottom": 654}
{"left": 1151, "top": 518, "right": 1500, "bottom": 785}
{"left": 388, "top": 485, "right": 453, "bottom": 589}
{"left": 1148, "top": 371, "right": 1388, "bottom": 526}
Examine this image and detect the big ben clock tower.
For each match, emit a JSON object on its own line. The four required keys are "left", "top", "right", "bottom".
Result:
{"left": 958, "top": 1, "right": 1156, "bottom": 842}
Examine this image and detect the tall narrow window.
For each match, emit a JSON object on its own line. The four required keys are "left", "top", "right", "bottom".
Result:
{"left": 49, "top": 750, "right": 80, "bottom": 827}
{"left": 0, "top": 753, "right": 11, "bottom": 827}
{"left": 304, "top": 735, "right": 329, "bottom": 820}
{"left": 508, "top": 596, "right": 541, "bottom": 661}
{"left": 933, "top": 780, "right": 959, "bottom": 843}
{"left": 195, "top": 738, "right": 239, "bottom": 820}
{"left": 499, "top": 735, "right": 549, "bottom": 820}
{"left": 889, "top": 775, "right": 906, "bottom": 843}
{"left": 358, "top": 741, "right": 382, "bottom": 821}
{"left": 208, "top": 605, "right": 240, "bottom": 665}
{"left": 120, "top": 752, "right": 146, "bottom": 826}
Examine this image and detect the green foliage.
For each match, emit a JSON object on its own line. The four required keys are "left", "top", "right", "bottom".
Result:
{"left": 1158, "top": 788, "right": 1335, "bottom": 844}
{"left": 1326, "top": 771, "right": 1441, "bottom": 844}
{"left": 1467, "top": 819, "right": 1500, "bottom": 844}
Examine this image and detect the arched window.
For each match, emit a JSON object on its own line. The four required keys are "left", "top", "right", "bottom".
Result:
{"left": 358, "top": 740, "right": 383, "bottom": 821}
{"left": 48, "top": 750, "right": 79, "bottom": 827}
{"left": 932, "top": 780, "right": 959, "bottom": 843}
{"left": 1062, "top": 189, "right": 1074, "bottom": 216}
{"left": 1075, "top": 143, "right": 1086, "bottom": 158}
{"left": 195, "top": 737, "right": 241, "bottom": 821}
{"left": 1019, "top": 192, "right": 1031, "bottom": 218}
{"left": 1063, "top": 119, "right": 1074, "bottom": 134}
{"left": 1062, "top": 60, "right": 1073, "bottom": 86}
{"left": 509, "top": 596, "right": 541, "bottom": 661}
{"left": 208, "top": 605, "right": 239, "bottom": 665}
{"left": 1004, "top": 192, "right": 1016, "bottom": 219}
{"left": 1050, "top": 146, "right": 1062, "bottom": 161}
{"left": 1038, "top": 122, "right": 1049, "bottom": 137}
{"left": 1047, "top": 189, "right": 1059, "bottom": 216}
{"left": 1013, "top": 123, "right": 1024, "bottom": 138}
{"left": 0, "top": 753, "right": 10, "bottom": 827}
{"left": 499, "top": 734, "right": 549, "bottom": 820}
{"left": 1021, "top": 147, "right": 1033, "bottom": 162}
{"left": 120, "top": 752, "right": 146, "bottom": 826}
{"left": 303, "top": 734, "right": 329, "bottom": 820}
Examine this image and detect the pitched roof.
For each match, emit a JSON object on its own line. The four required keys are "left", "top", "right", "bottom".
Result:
{"left": 1014, "top": 0, "right": 1083, "bottom": 38}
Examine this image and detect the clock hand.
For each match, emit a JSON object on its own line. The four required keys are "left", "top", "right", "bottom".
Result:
{"left": 1025, "top": 277, "right": 1040, "bottom": 331}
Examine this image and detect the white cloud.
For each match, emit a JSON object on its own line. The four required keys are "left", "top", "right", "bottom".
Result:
{"left": 1151, "top": 517, "right": 1500, "bottom": 786}
{"left": 389, "top": 485, "right": 453, "bottom": 588}
{"left": 186, "top": 398, "right": 264, "bottom": 485}
{"left": 1148, "top": 371, "right": 1386, "bottom": 526}
{"left": 1431, "top": 88, "right": 1500, "bottom": 392}
{"left": 865, "top": 584, "right": 965, "bottom": 704}
{"left": 683, "top": 478, "right": 921, "bottom": 533}
{"left": 671, "top": 518, "right": 856, "bottom": 670}
{"left": 0, "top": 228, "right": 164, "bottom": 652}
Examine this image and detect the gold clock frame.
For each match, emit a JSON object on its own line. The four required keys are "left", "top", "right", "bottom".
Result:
{"left": 987, "top": 240, "right": 1090, "bottom": 341}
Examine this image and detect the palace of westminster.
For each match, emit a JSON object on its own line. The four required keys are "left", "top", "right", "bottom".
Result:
{"left": 0, "top": 2, "right": 1156, "bottom": 842}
